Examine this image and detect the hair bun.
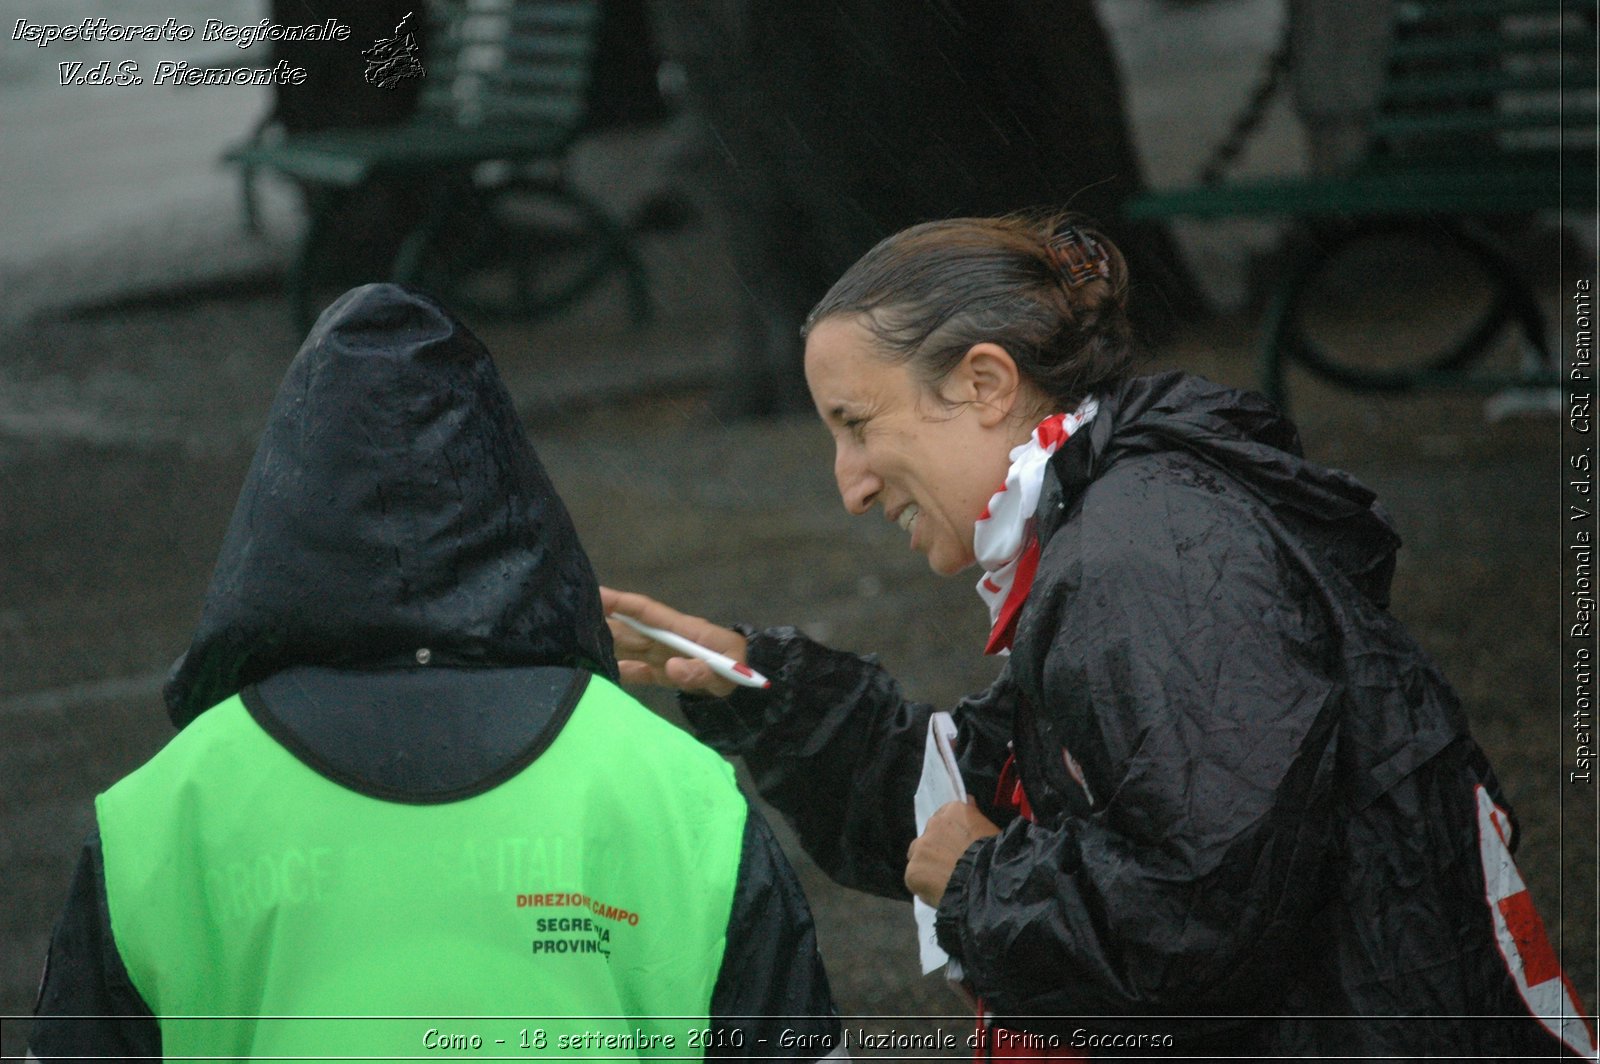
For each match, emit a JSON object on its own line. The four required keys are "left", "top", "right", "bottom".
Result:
{"left": 802, "top": 211, "right": 1137, "bottom": 410}
{"left": 1045, "top": 223, "right": 1113, "bottom": 289}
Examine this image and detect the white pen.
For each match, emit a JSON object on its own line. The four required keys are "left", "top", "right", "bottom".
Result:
{"left": 609, "top": 613, "right": 772, "bottom": 689}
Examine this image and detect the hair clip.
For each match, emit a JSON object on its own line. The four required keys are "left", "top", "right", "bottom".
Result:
{"left": 1046, "top": 226, "right": 1112, "bottom": 288}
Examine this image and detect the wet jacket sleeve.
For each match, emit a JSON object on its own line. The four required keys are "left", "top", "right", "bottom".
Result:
{"left": 680, "top": 627, "right": 1017, "bottom": 899}
{"left": 934, "top": 476, "right": 1345, "bottom": 1021}
{"left": 708, "top": 803, "right": 844, "bottom": 1060}
{"left": 29, "top": 832, "right": 162, "bottom": 1062}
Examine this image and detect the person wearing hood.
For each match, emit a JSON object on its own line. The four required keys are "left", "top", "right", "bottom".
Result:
{"left": 603, "top": 214, "right": 1597, "bottom": 1060}
{"left": 28, "top": 284, "right": 844, "bottom": 1062}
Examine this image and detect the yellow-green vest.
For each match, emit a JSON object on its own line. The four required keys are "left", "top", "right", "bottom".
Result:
{"left": 96, "top": 673, "right": 747, "bottom": 1061}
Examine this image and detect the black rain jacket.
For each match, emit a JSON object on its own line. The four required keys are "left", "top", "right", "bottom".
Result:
{"left": 683, "top": 371, "right": 1592, "bottom": 1061}
{"left": 30, "top": 284, "right": 841, "bottom": 1063}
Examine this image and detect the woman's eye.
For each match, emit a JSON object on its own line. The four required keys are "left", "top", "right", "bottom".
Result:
{"left": 842, "top": 417, "right": 867, "bottom": 439}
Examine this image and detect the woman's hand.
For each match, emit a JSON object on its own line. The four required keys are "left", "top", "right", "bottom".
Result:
{"left": 600, "top": 587, "right": 750, "bottom": 699}
{"left": 905, "top": 798, "right": 1001, "bottom": 908}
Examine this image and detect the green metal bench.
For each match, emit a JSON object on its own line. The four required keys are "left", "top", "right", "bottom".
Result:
{"left": 226, "top": 0, "right": 651, "bottom": 331}
{"left": 1124, "top": 0, "right": 1596, "bottom": 411}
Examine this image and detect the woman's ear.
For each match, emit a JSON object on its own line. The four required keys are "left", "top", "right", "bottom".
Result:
{"left": 948, "top": 343, "right": 1023, "bottom": 428}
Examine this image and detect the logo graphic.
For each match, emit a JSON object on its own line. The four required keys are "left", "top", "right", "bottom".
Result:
{"left": 362, "top": 11, "right": 423, "bottom": 90}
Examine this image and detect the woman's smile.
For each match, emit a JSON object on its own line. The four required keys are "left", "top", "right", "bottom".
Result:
{"left": 802, "top": 316, "right": 1041, "bottom": 576}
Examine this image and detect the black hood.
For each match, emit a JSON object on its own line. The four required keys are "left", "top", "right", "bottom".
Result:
{"left": 165, "top": 284, "right": 616, "bottom": 728}
{"left": 1051, "top": 371, "right": 1400, "bottom": 608}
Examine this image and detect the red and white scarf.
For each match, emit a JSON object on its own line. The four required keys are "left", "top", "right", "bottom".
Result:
{"left": 974, "top": 399, "right": 1098, "bottom": 654}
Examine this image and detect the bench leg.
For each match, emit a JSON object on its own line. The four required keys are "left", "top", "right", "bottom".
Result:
{"left": 1258, "top": 263, "right": 1299, "bottom": 413}
{"left": 287, "top": 187, "right": 343, "bottom": 335}
{"left": 239, "top": 165, "right": 262, "bottom": 236}
{"left": 388, "top": 173, "right": 652, "bottom": 327}
{"left": 1257, "top": 218, "right": 1553, "bottom": 410}
{"left": 501, "top": 175, "right": 653, "bottom": 326}
{"left": 390, "top": 174, "right": 481, "bottom": 291}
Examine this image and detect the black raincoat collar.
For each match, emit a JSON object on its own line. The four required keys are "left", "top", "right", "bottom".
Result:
{"left": 1041, "top": 371, "right": 1400, "bottom": 608}
{"left": 164, "top": 284, "right": 617, "bottom": 728}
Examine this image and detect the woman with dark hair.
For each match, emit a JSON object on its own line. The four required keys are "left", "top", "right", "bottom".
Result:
{"left": 604, "top": 213, "right": 1595, "bottom": 1060}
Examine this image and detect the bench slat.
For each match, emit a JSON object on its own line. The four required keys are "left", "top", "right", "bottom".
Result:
{"left": 506, "top": 5, "right": 601, "bottom": 31}
{"left": 501, "top": 35, "right": 592, "bottom": 60}
{"left": 490, "top": 64, "right": 590, "bottom": 92}
{"left": 1391, "top": 29, "right": 1578, "bottom": 60}
{"left": 226, "top": 122, "right": 573, "bottom": 184}
{"left": 475, "top": 95, "right": 587, "bottom": 124}
{"left": 1385, "top": 65, "right": 1597, "bottom": 101}
{"left": 1374, "top": 106, "right": 1594, "bottom": 140}
{"left": 1397, "top": 0, "right": 1594, "bottom": 22}
{"left": 1125, "top": 161, "right": 1580, "bottom": 220}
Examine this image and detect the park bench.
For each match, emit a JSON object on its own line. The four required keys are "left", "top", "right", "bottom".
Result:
{"left": 1124, "top": 0, "right": 1596, "bottom": 412}
{"left": 225, "top": 0, "right": 651, "bottom": 332}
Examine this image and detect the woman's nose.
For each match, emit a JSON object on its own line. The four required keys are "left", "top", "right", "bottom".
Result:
{"left": 834, "top": 445, "right": 880, "bottom": 516}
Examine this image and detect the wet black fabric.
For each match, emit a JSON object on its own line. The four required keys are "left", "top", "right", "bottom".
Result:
{"left": 28, "top": 833, "right": 160, "bottom": 1063}
{"left": 710, "top": 807, "right": 844, "bottom": 1059}
{"left": 243, "top": 664, "right": 587, "bottom": 803}
{"left": 684, "top": 371, "right": 1584, "bottom": 1060}
{"left": 164, "top": 283, "right": 617, "bottom": 728}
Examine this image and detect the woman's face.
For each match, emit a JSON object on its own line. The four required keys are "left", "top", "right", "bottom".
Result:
{"left": 804, "top": 316, "right": 1032, "bottom": 576}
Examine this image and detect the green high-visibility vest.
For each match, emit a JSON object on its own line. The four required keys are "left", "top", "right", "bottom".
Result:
{"left": 96, "top": 673, "right": 747, "bottom": 1061}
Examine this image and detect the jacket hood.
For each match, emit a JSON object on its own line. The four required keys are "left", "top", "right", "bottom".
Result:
{"left": 165, "top": 284, "right": 616, "bottom": 728}
{"left": 1053, "top": 371, "right": 1400, "bottom": 607}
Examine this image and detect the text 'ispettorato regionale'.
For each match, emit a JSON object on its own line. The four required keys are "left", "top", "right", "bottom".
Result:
{"left": 13, "top": 17, "right": 353, "bottom": 87}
